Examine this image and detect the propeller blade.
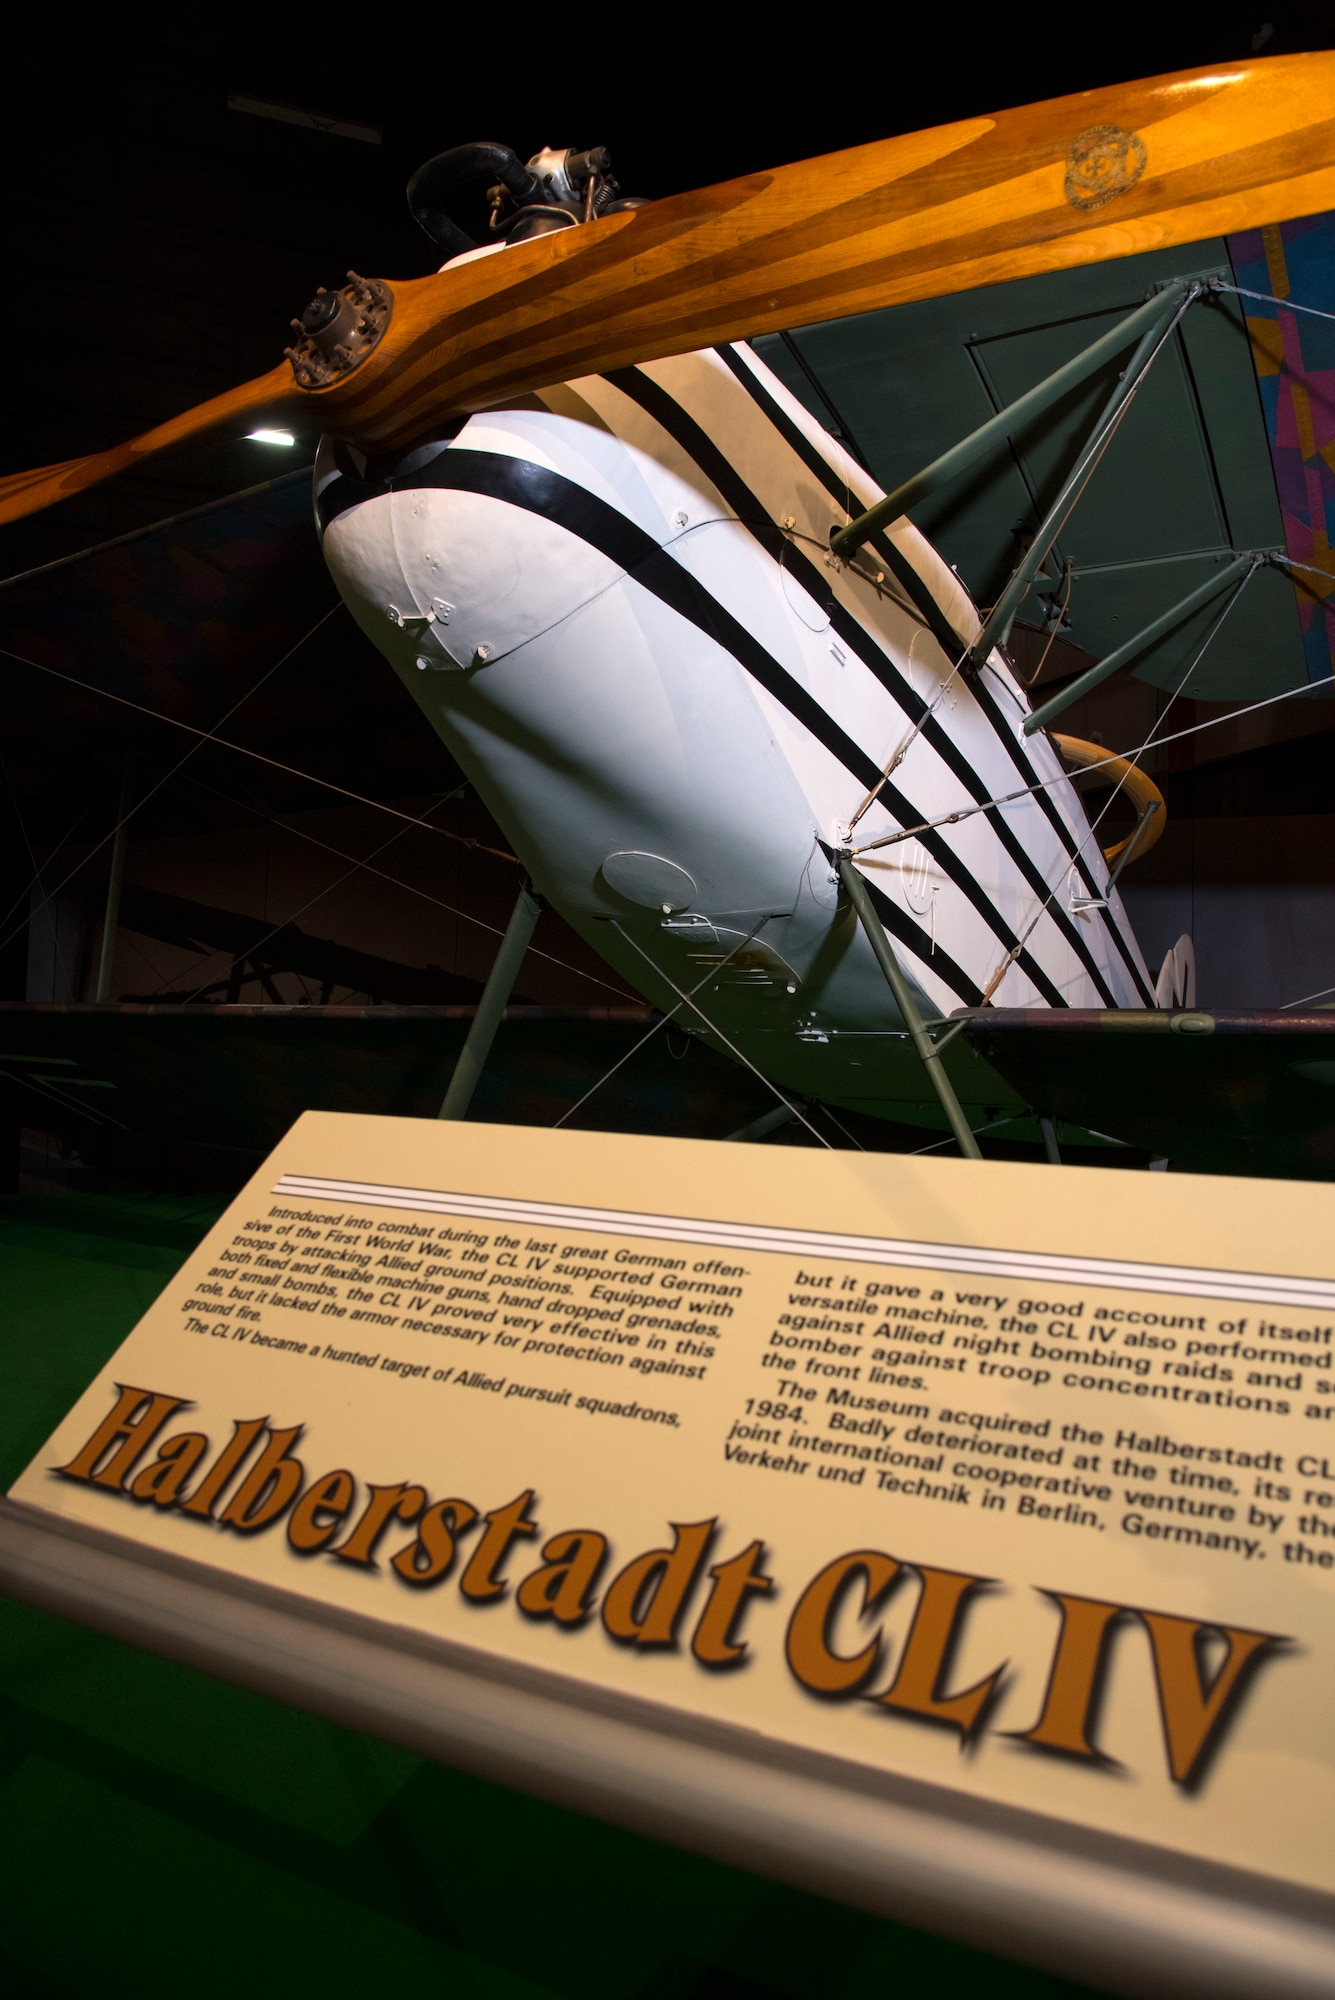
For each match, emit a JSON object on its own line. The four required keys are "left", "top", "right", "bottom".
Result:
{"left": 4, "top": 54, "right": 1333, "bottom": 528}
{"left": 0, "top": 368, "right": 297, "bottom": 528}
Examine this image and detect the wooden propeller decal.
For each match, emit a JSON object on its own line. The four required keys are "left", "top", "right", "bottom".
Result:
{"left": 4, "top": 53, "right": 1334, "bottom": 528}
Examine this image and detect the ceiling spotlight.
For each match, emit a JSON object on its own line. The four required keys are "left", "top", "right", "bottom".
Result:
{"left": 246, "top": 429, "right": 297, "bottom": 446}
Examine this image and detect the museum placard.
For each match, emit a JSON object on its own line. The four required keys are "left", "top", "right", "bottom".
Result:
{"left": 9, "top": 1111, "right": 1335, "bottom": 1897}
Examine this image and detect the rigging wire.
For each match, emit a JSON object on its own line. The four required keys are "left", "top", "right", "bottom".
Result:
{"left": 117, "top": 921, "right": 191, "bottom": 997}
{"left": 4, "top": 612, "right": 632, "bottom": 997}
{"left": 552, "top": 923, "right": 775, "bottom": 1129}
{"left": 990, "top": 291, "right": 1197, "bottom": 600}
{"left": 610, "top": 922, "right": 834, "bottom": 1149}
{"left": 1284, "top": 555, "right": 1335, "bottom": 588}
{"left": 912, "top": 1114, "right": 1015, "bottom": 1156}
{"left": 161, "top": 771, "right": 642, "bottom": 1003}
{"left": 172, "top": 785, "right": 468, "bottom": 1003}
{"left": 0, "top": 630, "right": 519, "bottom": 930}
{"left": 1281, "top": 553, "right": 1335, "bottom": 642}
{"left": 991, "top": 560, "right": 1263, "bottom": 1000}
{"left": 844, "top": 295, "right": 1194, "bottom": 838}
{"left": 1209, "top": 283, "right": 1335, "bottom": 325}
{"left": 0, "top": 470, "right": 313, "bottom": 599}
{"left": 1279, "top": 988, "right": 1335, "bottom": 1016}
{"left": 964, "top": 560, "right": 1261, "bottom": 1005}
{"left": 810, "top": 1099, "right": 866, "bottom": 1151}
{"left": 3, "top": 1061, "right": 130, "bottom": 1133}
{"left": 0, "top": 604, "right": 349, "bottom": 962}
{"left": 775, "top": 330, "right": 873, "bottom": 475}
{"left": 850, "top": 608, "right": 1322, "bottom": 860}
{"left": 0, "top": 794, "right": 97, "bottom": 939}
{"left": 9, "top": 499, "right": 731, "bottom": 930}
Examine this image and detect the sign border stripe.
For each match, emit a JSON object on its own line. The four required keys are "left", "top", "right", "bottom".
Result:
{"left": 273, "top": 1174, "right": 1335, "bottom": 1312}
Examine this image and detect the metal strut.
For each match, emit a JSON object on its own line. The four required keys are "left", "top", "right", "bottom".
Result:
{"left": 438, "top": 883, "right": 542, "bottom": 1120}
{"left": 1023, "top": 552, "right": 1265, "bottom": 734}
{"left": 724, "top": 1102, "right": 800, "bottom": 1144}
{"left": 838, "top": 857, "right": 982, "bottom": 1160}
{"left": 957, "top": 283, "right": 1201, "bottom": 677}
{"left": 830, "top": 280, "right": 1197, "bottom": 567}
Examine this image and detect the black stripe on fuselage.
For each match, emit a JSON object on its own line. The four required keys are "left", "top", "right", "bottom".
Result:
{"left": 703, "top": 349, "right": 1136, "bottom": 1003}
{"left": 602, "top": 364, "right": 1098, "bottom": 1011}
{"left": 706, "top": 345, "right": 1153, "bottom": 1006}
{"left": 958, "top": 667, "right": 1154, "bottom": 1006}
{"left": 602, "top": 372, "right": 1069, "bottom": 1007}
{"left": 385, "top": 444, "right": 986, "bottom": 1009}
{"left": 856, "top": 868, "right": 981, "bottom": 1016}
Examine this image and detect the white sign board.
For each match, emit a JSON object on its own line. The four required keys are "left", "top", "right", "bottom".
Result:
{"left": 6, "top": 1113, "right": 1335, "bottom": 1987}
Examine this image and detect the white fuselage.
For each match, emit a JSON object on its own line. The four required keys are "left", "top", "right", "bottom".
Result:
{"left": 316, "top": 340, "right": 1152, "bottom": 1128}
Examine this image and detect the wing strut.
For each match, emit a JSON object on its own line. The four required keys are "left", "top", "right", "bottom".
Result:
{"left": 838, "top": 858, "right": 982, "bottom": 1160}
{"left": 1025, "top": 554, "right": 1268, "bottom": 733}
{"left": 439, "top": 885, "right": 543, "bottom": 1120}
{"left": 831, "top": 281, "right": 1196, "bottom": 565}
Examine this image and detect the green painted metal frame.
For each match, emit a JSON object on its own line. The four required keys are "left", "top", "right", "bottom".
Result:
{"left": 838, "top": 857, "right": 982, "bottom": 1160}
{"left": 959, "top": 283, "right": 1199, "bottom": 674}
{"left": 438, "top": 884, "right": 542, "bottom": 1120}
{"left": 1023, "top": 552, "right": 1264, "bottom": 733}
{"left": 830, "top": 281, "right": 1195, "bottom": 567}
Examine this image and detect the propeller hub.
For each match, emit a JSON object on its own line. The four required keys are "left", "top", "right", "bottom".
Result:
{"left": 284, "top": 273, "right": 393, "bottom": 392}
{"left": 300, "top": 292, "right": 341, "bottom": 335}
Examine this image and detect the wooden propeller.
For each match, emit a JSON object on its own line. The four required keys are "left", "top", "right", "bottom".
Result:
{"left": 4, "top": 53, "right": 1334, "bottom": 528}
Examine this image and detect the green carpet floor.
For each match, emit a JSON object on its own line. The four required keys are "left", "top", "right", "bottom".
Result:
{"left": 0, "top": 1187, "right": 1105, "bottom": 1999}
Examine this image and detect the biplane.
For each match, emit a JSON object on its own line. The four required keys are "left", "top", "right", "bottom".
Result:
{"left": 4, "top": 55, "right": 1335, "bottom": 1176}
